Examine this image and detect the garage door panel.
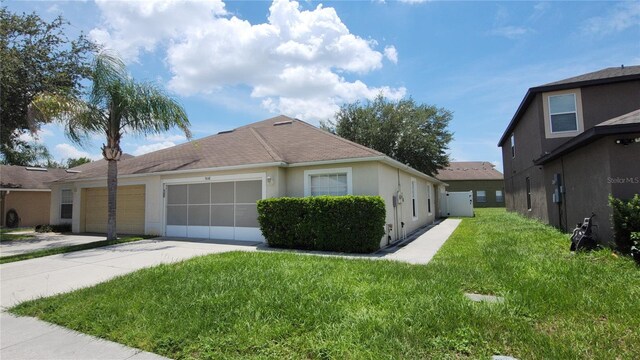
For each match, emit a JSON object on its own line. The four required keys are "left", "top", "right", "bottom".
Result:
{"left": 84, "top": 185, "right": 145, "bottom": 234}
{"left": 235, "top": 204, "right": 259, "bottom": 228}
{"left": 166, "top": 180, "right": 263, "bottom": 242}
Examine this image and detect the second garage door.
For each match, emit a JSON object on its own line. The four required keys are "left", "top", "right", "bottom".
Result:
{"left": 83, "top": 185, "right": 146, "bottom": 234}
{"left": 165, "top": 180, "right": 263, "bottom": 242}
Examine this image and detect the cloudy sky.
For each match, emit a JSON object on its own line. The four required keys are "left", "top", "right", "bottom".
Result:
{"left": 9, "top": 0, "right": 640, "bottom": 172}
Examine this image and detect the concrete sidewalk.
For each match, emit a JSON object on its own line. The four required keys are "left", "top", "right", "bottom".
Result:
{"left": 1, "top": 312, "right": 167, "bottom": 360}
{"left": 384, "top": 218, "right": 462, "bottom": 264}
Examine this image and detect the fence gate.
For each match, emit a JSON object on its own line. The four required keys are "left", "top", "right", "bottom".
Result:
{"left": 446, "top": 191, "right": 474, "bottom": 217}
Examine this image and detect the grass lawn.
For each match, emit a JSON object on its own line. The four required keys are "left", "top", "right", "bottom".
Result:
{"left": 0, "top": 236, "right": 151, "bottom": 264}
{"left": 11, "top": 209, "right": 639, "bottom": 359}
{"left": 0, "top": 227, "right": 35, "bottom": 242}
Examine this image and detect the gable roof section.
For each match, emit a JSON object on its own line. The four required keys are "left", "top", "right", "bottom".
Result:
{"left": 435, "top": 161, "right": 503, "bottom": 181}
{"left": 57, "top": 115, "right": 388, "bottom": 182}
{"left": 498, "top": 65, "right": 640, "bottom": 146}
{"left": 0, "top": 166, "right": 69, "bottom": 190}
{"left": 534, "top": 109, "right": 640, "bottom": 165}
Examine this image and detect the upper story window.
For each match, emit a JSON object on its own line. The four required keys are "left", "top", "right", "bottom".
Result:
{"left": 304, "top": 168, "right": 352, "bottom": 197}
{"left": 543, "top": 89, "right": 583, "bottom": 139}
{"left": 549, "top": 94, "right": 578, "bottom": 132}
{"left": 61, "top": 189, "right": 73, "bottom": 219}
{"left": 510, "top": 134, "right": 515, "bottom": 158}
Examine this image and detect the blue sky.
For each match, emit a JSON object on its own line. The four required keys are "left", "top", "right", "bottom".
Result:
{"left": 9, "top": 0, "right": 640, "bottom": 173}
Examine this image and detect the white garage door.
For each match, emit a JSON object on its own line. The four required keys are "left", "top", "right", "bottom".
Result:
{"left": 165, "top": 180, "right": 264, "bottom": 241}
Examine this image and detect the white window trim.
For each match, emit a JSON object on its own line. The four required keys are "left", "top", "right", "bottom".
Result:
{"left": 543, "top": 88, "right": 584, "bottom": 139}
{"left": 303, "top": 167, "right": 353, "bottom": 197}
{"left": 411, "top": 177, "right": 418, "bottom": 221}
{"left": 426, "top": 184, "right": 433, "bottom": 215}
{"left": 60, "top": 188, "right": 73, "bottom": 220}
{"left": 496, "top": 190, "right": 504, "bottom": 203}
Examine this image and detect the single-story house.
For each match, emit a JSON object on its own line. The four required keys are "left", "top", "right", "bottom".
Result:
{"left": 0, "top": 165, "right": 69, "bottom": 227}
{"left": 435, "top": 161, "right": 505, "bottom": 207}
{"left": 50, "top": 115, "right": 447, "bottom": 247}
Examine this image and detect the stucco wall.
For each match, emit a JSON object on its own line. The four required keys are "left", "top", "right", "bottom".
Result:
{"left": 285, "top": 161, "right": 379, "bottom": 197}
{"left": 2, "top": 191, "right": 51, "bottom": 227}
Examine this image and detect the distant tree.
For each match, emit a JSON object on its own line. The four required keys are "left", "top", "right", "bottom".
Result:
{"left": 31, "top": 52, "right": 191, "bottom": 241}
{"left": 0, "top": 141, "right": 52, "bottom": 167}
{"left": 66, "top": 157, "right": 91, "bottom": 168}
{"left": 0, "top": 7, "right": 95, "bottom": 164}
{"left": 322, "top": 95, "right": 453, "bottom": 176}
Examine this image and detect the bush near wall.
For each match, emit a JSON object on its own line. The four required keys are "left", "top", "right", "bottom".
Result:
{"left": 257, "top": 196, "right": 386, "bottom": 253}
{"left": 35, "top": 224, "right": 72, "bottom": 233}
{"left": 609, "top": 194, "right": 640, "bottom": 252}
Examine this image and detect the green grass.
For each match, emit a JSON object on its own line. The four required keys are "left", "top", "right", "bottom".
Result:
{"left": 0, "top": 227, "right": 35, "bottom": 242}
{"left": 11, "top": 209, "right": 639, "bottom": 359}
{"left": 0, "top": 236, "right": 151, "bottom": 264}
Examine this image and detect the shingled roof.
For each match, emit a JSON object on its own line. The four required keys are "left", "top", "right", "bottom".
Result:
{"left": 435, "top": 161, "right": 503, "bottom": 181}
{"left": 0, "top": 166, "right": 70, "bottom": 190}
{"left": 498, "top": 65, "right": 640, "bottom": 146}
{"left": 56, "top": 115, "right": 387, "bottom": 182}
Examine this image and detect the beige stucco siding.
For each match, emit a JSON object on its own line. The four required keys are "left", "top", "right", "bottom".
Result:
{"left": 2, "top": 191, "right": 51, "bottom": 227}
{"left": 285, "top": 161, "right": 380, "bottom": 197}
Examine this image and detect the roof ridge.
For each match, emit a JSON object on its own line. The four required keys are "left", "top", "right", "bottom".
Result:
{"left": 294, "top": 118, "right": 384, "bottom": 157}
{"left": 249, "top": 127, "right": 285, "bottom": 162}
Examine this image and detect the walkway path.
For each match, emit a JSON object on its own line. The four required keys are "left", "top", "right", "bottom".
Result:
{"left": 1, "top": 233, "right": 106, "bottom": 258}
{"left": 384, "top": 218, "right": 462, "bottom": 264}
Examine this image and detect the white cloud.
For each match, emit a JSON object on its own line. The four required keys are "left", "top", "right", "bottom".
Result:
{"left": 487, "top": 26, "right": 532, "bottom": 39}
{"left": 54, "top": 143, "right": 102, "bottom": 160}
{"left": 91, "top": 0, "right": 404, "bottom": 123}
{"left": 132, "top": 141, "right": 176, "bottom": 156}
{"left": 582, "top": 2, "right": 640, "bottom": 35}
{"left": 384, "top": 45, "right": 398, "bottom": 64}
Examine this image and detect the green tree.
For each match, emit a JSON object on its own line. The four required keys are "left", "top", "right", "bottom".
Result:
{"left": 322, "top": 95, "right": 453, "bottom": 176}
{"left": 66, "top": 157, "right": 92, "bottom": 168}
{"left": 0, "top": 7, "right": 95, "bottom": 164}
{"left": 0, "top": 141, "right": 52, "bottom": 166}
{"left": 31, "top": 52, "right": 191, "bottom": 240}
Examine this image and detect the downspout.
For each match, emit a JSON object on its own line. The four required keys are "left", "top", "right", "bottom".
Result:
{"left": 560, "top": 156, "right": 568, "bottom": 232}
{"left": 0, "top": 190, "right": 5, "bottom": 227}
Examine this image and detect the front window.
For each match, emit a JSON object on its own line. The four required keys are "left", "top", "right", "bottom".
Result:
{"left": 476, "top": 190, "right": 486, "bottom": 203}
{"left": 310, "top": 173, "right": 348, "bottom": 196}
{"left": 61, "top": 189, "right": 73, "bottom": 219}
{"left": 549, "top": 94, "right": 578, "bottom": 133}
{"left": 496, "top": 190, "right": 504, "bottom": 203}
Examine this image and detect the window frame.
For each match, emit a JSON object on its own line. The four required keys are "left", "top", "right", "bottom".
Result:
{"left": 543, "top": 88, "right": 584, "bottom": 139}
{"left": 411, "top": 178, "right": 418, "bottom": 221}
{"left": 60, "top": 188, "right": 73, "bottom": 220}
{"left": 303, "top": 167, "right": 353, "bottom": 197}
{"left": 510, "top": 134, "right": 515, "bottom": 158}
{"left": 548, "top": 93, "right": 578, "bottom": 133}
{"left": 495, "top": 190, "right": 504, "bottom": 203}
{"left": 476, "top": 190, "right": 487, "bottom": 203}
{"left": 426, "top": 184, "right": 432, "bottom": 215}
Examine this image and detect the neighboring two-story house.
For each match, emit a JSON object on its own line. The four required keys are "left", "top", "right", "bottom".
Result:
{"left": 435, "top": 161, "right": 505, "bottom": 208}
{"left": 498, "top": 66, "right": 640, "bottom": 244}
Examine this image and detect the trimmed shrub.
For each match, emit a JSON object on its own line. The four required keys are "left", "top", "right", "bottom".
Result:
{"left": 35, "top": 224, "right": 72, "bottom": 233}
{"left": 257, "top": 196, "right": 386, "bottom": 253}
{"left": 608, "top": 194, "right": 640, "bottom": 252}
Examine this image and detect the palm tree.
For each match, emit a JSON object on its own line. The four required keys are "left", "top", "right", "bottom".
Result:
{"left": 31, "top": 52, "right": 191, "bottom": 240}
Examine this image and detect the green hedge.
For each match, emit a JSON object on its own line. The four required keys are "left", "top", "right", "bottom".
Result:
{"left": 609, "top": 194, "right": 640, "bottom": 252}
{"left": 35, "top": 224, "right": 72, "bottom": 233}
{"left": 257, "top": 196, "right": 386, "bottom": 253}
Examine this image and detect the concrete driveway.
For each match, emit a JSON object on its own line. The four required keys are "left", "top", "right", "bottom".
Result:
{"left": 0, "top": 233, "right": 106, "bottom": 258}
{"left": 1, "top": 238, "right": 259, "bottom": 309}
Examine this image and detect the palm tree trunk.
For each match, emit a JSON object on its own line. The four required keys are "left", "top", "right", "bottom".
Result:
{"left": 107, "top": 158, "right": 118, "bottom": 241}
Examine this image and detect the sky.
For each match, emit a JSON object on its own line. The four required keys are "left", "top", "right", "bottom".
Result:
{"left": 8, "top": 0, "right": 640, "bottom": 173}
